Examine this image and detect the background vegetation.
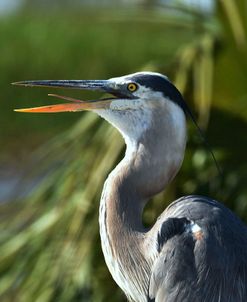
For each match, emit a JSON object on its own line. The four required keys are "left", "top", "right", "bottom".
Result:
{"left": 0, "top": 1, "right": 247, "bottom": 301}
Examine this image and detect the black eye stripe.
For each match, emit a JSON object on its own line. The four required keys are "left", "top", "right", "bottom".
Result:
{"left": 129, "top": 74, "right": 186, "bottom": 112}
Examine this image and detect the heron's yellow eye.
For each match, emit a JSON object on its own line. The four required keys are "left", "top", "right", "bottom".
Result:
{"left": 127, "top": 83, "right": 138, "bottom": 92}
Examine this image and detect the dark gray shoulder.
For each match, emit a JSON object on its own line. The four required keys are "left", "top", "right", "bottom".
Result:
{"left": 148, "top": 195, "right": 247, "bottom": 302}
{"left": 157, "top": 217, "right": 190, "bottom": 252}
{"left": 148, "top": 224, "right": 198, "bottom": 302}
{"left": 164, "top": 195, "right": 247, "bottom": 236}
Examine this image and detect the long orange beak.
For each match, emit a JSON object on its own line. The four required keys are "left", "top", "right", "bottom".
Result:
{"left": 13, "top": 79, "right": 116, "bottom": 113}
{"left": 14, "top": 94, "right": 111, "bottom": 113}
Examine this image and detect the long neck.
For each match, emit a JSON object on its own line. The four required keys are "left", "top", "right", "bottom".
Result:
{"left": 99, "top": 103, "right": 186, "bottom": 301}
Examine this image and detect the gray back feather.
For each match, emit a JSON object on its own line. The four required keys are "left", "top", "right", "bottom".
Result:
{"left": 148, "top": 196, "right": 247, "bottom": 302}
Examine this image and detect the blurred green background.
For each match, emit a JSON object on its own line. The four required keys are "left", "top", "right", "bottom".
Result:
{"left": 0, "top": 0, "right": 247, "bottom": 301}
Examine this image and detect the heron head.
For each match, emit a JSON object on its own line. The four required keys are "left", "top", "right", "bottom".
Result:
{"left": 13, "top": 72, "right": 186, "bottom": 141}
{"left": 13, "top": 71, "right": 221, "bottom": 176}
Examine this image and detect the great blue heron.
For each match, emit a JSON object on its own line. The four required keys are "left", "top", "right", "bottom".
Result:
{"left": 14, "top": 72, "right": 247, "bottom": 302}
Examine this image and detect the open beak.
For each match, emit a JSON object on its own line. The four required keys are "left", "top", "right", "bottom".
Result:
{"left": 13, "top": 79, "right": 117, "bottom": 113}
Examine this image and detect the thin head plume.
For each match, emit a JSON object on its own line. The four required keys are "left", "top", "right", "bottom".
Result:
{"left": 183, "top": 102, "right": 223, "bottom": 179}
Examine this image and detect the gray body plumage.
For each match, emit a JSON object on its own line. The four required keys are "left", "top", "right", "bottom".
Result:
{"left": 149, "top": 196, "right": 247, "bottom": 302}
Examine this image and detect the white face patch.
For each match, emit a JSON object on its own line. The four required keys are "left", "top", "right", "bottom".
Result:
{"left": 94, "top": 100, "right": 153, "bottom": 146}
{"left": 132, "top": 86, "right": 164, "bottom": 102}
{"left": 109, "top": 98, "right": 143, "bottom": 111}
